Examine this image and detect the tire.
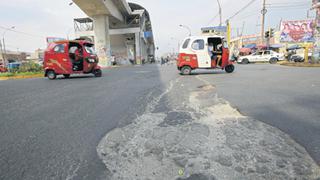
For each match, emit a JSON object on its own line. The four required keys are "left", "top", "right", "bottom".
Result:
{"left": 225, "top": 64, "right": 235, "bottom": 73}
{"left": 180, "top": 66, "right": 192, "bottom": 75}
{"left": 242, "top": 58, "right": 249, "bottom": 64}
{"left": 93, "top": 69, "right": 102, "bottom": 77}
{"left": 269, "top": 57, "right": 278, "bottom": 64}
{"left": 47, "top": 70, "right": 56, "bottom": 80}
{"left": 63, "top": 74, "right": 70, "bottom": 78}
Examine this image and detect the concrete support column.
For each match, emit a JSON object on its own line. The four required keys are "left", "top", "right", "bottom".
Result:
{"left": 93, "top": 15, "right": 111, "bottom": 67}
{"left": 135, "top": 32, "right": 141, "bottom": 65}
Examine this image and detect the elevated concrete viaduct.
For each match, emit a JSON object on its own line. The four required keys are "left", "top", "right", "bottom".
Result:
{"left": 73, "top": 0, "right": 155, "bottom": 66}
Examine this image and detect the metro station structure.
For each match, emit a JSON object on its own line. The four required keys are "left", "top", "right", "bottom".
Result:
{"left": 72, "top": 0, "right": 155, "bottom": 66}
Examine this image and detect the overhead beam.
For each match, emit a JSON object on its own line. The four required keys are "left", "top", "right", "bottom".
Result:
{"left": 102, "top": 0, "right": 124, "bottom": 22}
{"left": 73, "top": 0, "right": 124, "bottom": 22}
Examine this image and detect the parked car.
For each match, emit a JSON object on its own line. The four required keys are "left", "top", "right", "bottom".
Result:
{"left": 238, "top": 50, "right": 285, "bottom": 64}
{"left": 290, "top": 52, "right": 312, "bottom": 62}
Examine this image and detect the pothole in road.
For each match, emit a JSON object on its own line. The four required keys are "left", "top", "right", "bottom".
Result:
{"left": 158, "top": 111, "right": 193, "bottom": 127}
{"left": 97, "top": 78, "right": 320, "bottom": 180}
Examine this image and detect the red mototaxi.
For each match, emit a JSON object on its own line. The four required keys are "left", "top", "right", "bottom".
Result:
{"left": 44, "top": 39, "right": 102, "bottom": 80}
{"left": 177, "top": 35, "right": 235, "bottom": 75}
{"left": 0, "top": 63, "right": 7, "bottom": 73}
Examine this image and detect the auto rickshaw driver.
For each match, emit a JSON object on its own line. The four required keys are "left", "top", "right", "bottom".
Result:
{"left": 69, "top": 44, "right": 83, "bottom": 71}
{"left": 212, "top": 44, "right": 223, "bottom": 67}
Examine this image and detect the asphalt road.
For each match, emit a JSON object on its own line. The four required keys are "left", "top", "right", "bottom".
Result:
{"left": 0, "top": 65, "right": 178, "bottom": 180}
{"left": 0, "top": 63, "right": 319, "bottom": 180}
{"left": 195, "top": 63, "right": 320, "bottom": 164}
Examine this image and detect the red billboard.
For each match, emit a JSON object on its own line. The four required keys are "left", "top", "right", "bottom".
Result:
{"left": 280, "top": 20, "right": 315, "bottom": 43}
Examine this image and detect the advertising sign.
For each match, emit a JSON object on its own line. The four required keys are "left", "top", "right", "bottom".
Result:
{"left": 46, "top": 37, "right": 66, "bottom": 44}
{"left": 201, "top": 26, "right": 227, "bottom": 33}
{"left": 280, "top": 20, "right": 315, "bottom": 42}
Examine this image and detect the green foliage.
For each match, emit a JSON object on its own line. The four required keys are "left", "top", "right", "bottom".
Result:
{"left": 0, "top": 72, "right": 15, "bottom": 77}
{"left": 17, "top": 61, "right": 43, "bottom": 73}
{"left": 0, "top": 61, "right": 44, "bottom": 77}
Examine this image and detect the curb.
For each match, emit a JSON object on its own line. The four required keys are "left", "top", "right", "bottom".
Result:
{"left": 0, "top": 74, "right": 43, "bottom": 81}
{"left": 280, "top": 63, "right": 320, "bottom": 68}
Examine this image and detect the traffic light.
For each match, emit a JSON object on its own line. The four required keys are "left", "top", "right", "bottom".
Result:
{"left": 270, "top": 28, "right": 275, "bottom": 38}
{"left": 265, "top": 30, "right": 270, "bottom": 38}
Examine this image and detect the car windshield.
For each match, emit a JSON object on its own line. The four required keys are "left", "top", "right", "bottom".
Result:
{"left": 84, "top": 44, "right": 96, "bottom": 54}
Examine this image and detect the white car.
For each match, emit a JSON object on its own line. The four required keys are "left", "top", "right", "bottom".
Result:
{"left": 238, "top": 50, "right": 285, "bottom": 64}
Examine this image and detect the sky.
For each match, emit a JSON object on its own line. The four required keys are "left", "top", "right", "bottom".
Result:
{"left": 0, "top": 0, "right": 313, "bottom": 55}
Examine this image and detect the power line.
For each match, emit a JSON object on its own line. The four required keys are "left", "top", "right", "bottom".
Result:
{"left": 227, "top": 0, "right": 258, "bottom": 20}
{"left": 268, "top": 7, "right": 311, "bottom": 11}
{"left": 267, "top": 0, "right": 308, "bottom": 4}
{"left": 267, "top": 1, "right": 308, "bottom": 5}
{"left": 235, "top": 12, "right": 260, "bottom": 20}
{"left": 267, "top": 4, "right": 310, "bottom": 8}
{"left": 0, "top": 26, "right": 45, "bottom": 39}
{"left": 206, "top": 13, "right": 220, "bottom": 26}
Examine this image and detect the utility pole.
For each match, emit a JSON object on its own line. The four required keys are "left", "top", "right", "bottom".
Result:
{"left": 2, "top": 38, "right": 7, "bottom": 65}
{"left": 240, "top": 22, "right": 245, "bottom": 36}
{"left": 217, "top": 0, "right": 222, "bottom": 26}
{"left": 0, "top": 41, "right": 4, "bottom": 65}
{"left": 2, "top": 26, "right": 15, "bottom": 67}
{"left": 240, "top": 22, "right": 245, "bottom": 47}
{"left": 171, "top": 37, "right": 180, "bottom": 54}
{"left": 261, "top": 0, "right": 267, "bottom": 44}
{"left": 226, "top": 20, "right": 231, "bottom": 46}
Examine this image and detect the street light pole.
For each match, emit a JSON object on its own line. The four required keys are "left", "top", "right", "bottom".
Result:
{"left": 179, "top": 25, "right": 192, "bottom": 36}
{"left": 66, "top": 28, "right": 73, "bottom": 40}
{"left": 171, "top": 37, "right": 180, "bottom": 54}
{"left": 2, "top": 26, "right": 15, "bottom": 66}
{"left": 217, "top": 0, "right": 222, "bottom": 26}
{"left": 261, "top": 0, "right": 267, "bottom": 44}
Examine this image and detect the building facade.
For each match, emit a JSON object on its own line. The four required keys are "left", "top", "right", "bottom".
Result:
{"left": 73, "top": 0, "right": 155, "bottom": 66}
{"left": 0, "top": 51, "right": 28, "bottom": 63}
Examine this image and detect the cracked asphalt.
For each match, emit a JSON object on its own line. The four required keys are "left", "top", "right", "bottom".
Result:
{"left": 97, "top": 65, "right": 319, "bottom": 179}
{"left": 0, "top": 63, "right": 319, "bottom": 180}
{"left": 192, "top": 64, "right": 320, "bottom": 165}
